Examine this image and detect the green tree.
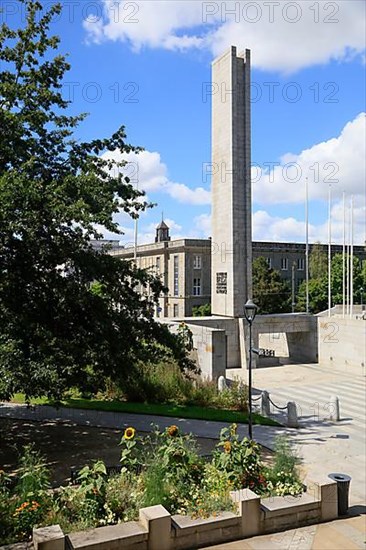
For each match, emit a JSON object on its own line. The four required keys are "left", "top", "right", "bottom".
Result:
{"left": 0, "top": 0, "right": 195, "bottom": 401}
{"left": 252, "top": 257, "right": 291, "bottom": 314}
{"left": 309, "top": 242, "right": 327, "bottom": 279}
{"left": 192, "top": 303, "right": 211, "bottom": 317}
{"left": 297, "top": 253, "right": 365, "bottom": 313}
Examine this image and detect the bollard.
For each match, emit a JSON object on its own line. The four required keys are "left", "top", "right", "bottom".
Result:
{"left": 261, "top": 390, "right": 271, "bottom": 417}
{"left": 218, "top": 375, "right": 227, "bottom": 392}
{"left": 287, "top": 401, "right": 299, "bottom": 428}
{"left": 328, "top": 396, "right": 340, "bottom": 421}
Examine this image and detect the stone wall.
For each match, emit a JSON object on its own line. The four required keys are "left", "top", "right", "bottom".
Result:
{"left": 31, "top": 477, "right": 338, "bottom": 550}
{"left": 166, "top": 313, "right": 319, "bottom": 381}
{"left": 318, "top": 316, "right": 366, "bottom": 375}
{"left": 165, "top": 319, "right": 227, "bottom": 380}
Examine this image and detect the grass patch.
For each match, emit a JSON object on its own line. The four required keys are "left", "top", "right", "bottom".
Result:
{"left": 11, "top": 394, "right": 279, "bottom": 426}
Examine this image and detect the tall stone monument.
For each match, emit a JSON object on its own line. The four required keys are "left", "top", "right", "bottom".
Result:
{"left": 211, "top": 46, "right": 252, "bottom": 317}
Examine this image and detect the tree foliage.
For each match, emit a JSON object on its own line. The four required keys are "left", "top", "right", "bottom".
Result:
{"left": 0, "top": 0, "right": 195, "bottom": 401}
{"left": 297, "top": 251, "right": 365, "bottom": 313}
{"left": 309, "top": 242, "right": 327, "bottom": 279}
{"left": 252, "top": 257, "right": 291, "bottom": 314}
{"left": 192, "top": 303, "right": 211, "bottom": 317}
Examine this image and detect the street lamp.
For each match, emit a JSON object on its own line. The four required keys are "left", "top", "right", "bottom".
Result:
{"left": 244, "top": 299, "right": 258, "bottom": 439}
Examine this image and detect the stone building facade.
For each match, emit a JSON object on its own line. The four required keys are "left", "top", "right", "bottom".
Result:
{"left": 108, "top": 223, "right": 366, "bottom": 318}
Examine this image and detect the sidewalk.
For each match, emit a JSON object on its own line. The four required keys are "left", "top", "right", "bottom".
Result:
{"left": 202, "top": 511, "right": 366, "bottom": 549}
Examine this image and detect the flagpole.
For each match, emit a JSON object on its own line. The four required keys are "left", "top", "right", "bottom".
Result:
{"left": 328, "top": 183, "right": 332, "bottom": 317}
{"left": 346, "top": 200, "right": 350, "bottom": 316}
{"left": 305, "top": 176, "right": 309, "bottom": 313}
{"left": 350, "top": 195, "right": 354, "bottom": 317}
{"left": 342, "top": 192, "right": 346, "bottom": 318}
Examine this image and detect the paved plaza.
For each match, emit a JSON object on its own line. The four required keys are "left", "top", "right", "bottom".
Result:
{"left": 203, "top": 513, "right": 366, "bottom": 550}
{"left": 250, "top": 363, "right": 366, "bottom": 505}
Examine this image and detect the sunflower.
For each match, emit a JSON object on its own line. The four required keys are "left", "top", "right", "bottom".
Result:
{"left": 123, "top": 427, "right": 136, "bottom": 440}
{"left": 167, "top": 425, "right": 179, "bottom": 437}
{"left": 223, "top": 441, "right": 232, "bottom": 453}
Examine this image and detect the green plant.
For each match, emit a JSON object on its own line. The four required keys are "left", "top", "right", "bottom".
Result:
{"left": 177, "top": 322, "right": 194, "bottom": 352}
{"left": 0, "top": 469, "right": 15, "bottom": 543}
{"left": 0, "top": 446, "right": 51, "bottom": 544}
{"left": 104, "top": 472, "right": 141, "bottom": 523}
{"left": 119, "top": 427, "right": 146, "bottom": 472}
{"left": 133, "top": 424, "right": 206, "bottom": 515}
{"left": 188, "top": 464, "right": 235, "bottom": 519}
{"left": 12, "top": 500, "right": 43, "bottom": 540}
{"left": 192, "top": 303, "right": 211, "bottom": 317}
{"left": 56, "top": 461, "right": 109, "bottom": 530}
{"left": 264, "top": 436, "right": 303, "bottom": 496}
{"left": 76, "top": 461, "right": 107, "bottom": 496}
{"left": 212, "top": 424, "right": 266, "bottom": 491}
{"left": 15, "top": 444, "right": 50, "bottom": 500}
{"left": 141, "top": 461, "right": 174, "bottom": 510}
{"left": 154, "top": 425, "right": 205, "bottom": 486}
{"left": 218, "top": 380, "right": 248, "bottom": 412}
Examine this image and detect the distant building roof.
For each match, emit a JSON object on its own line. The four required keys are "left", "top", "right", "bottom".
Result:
{"left": 156, "top": 220, "right": 169, "bottom": 230}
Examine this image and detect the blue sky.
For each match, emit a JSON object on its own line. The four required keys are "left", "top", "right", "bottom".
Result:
{"left": 5, "top": 0, "right": 366, "bottom": 244}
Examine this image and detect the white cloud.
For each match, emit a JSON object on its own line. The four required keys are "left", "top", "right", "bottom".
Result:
{"left": 253, "top": 202, "right": 366, "bottom": 245}
{"left": 194, "top": 213, "right": 211, "bottom": 237}
{"left": 102, "top": 149, "right": 210, "bottom": 205}
{"left": 84, "top": 1, "right": 365, "bottom": 73}
{"left": 253, "top": 113, "right": 366, "bottom": 204}
{"left": 97, "top": 114, "right": 365, "bottom": 245}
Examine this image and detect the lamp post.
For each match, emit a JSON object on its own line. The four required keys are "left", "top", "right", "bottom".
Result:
{"left": 361, "top": 287, "right": 364, "bottom": 311}
{"left": 244, "top": 299, "right": 258, "bottom": 440}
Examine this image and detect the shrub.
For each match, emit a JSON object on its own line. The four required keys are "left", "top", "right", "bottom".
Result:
{"left": 97, "top": 362, "right": 249, "bottom": 413}
{"left": 121, "top": 360, "right": 193, "bottom": 404}
{"left": 217, "top": 380, "right": 248, "bottom": 412}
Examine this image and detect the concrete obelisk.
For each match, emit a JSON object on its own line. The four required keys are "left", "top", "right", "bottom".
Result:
{"left": 211, "top": 46, "right": 252, "bottom": 317}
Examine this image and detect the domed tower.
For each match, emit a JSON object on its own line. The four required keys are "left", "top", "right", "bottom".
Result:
{"left": 155, "top": 220, "right": 170, "bottom": 243}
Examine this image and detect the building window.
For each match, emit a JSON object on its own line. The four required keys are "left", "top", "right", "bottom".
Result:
{"left": 193, "top": 278, "right": 201, "bottom": 296}
{"left": 281, "top": 258, "right": 288, "bottom": 271}
{"left": 266, "top": 257, "right": 272, "bottom": 269}
{"left": 173, "top": 256, "right": 179, "bottom": 296}
{"left": 173, "top": 304, "right": 179, "bottom": 317}
{"left": 156, "top": 256, "right": 160, "bottom": 272}
{"left": 297, "top": 258, "right": 305, "bottom": 270}
{"left": 193, "top": 255, "right": 202, "bottom": 269}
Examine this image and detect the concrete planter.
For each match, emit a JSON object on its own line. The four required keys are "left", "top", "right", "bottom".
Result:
{"left": 31, "top": 476, "right": 337, "bottom": 550}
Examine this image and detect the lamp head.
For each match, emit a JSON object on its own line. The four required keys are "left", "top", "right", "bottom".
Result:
{"left": 244, "top": 299, "right": 258, "bottom": 324}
